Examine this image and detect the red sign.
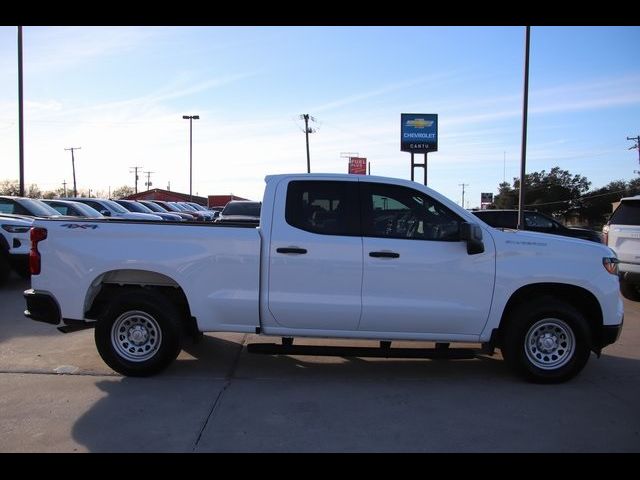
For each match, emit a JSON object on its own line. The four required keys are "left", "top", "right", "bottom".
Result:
{"left": 348, "top": 157, "right": 367, "bottom": 175}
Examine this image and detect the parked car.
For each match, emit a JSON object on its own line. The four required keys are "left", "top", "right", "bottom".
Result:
{"left": 114, "top": 200, "right": 183, "bottom": 222}
{"left": 148, "top": 200, "right": 198, "bottom": 221}
{"left": 177, "top": 202, "right": 216, "bottom": 221}
{"left": 215, "top": 200, "right": 261, "bottom": 225}
{"left": 42, "top": 199, "right": 104, "bottom": 218}
{"left": 0, "top": 196, "right": 62, "bottom": 218}
{"left": 603, "top": 195, "right": 640, "bottom": 300}
{"left": 0, "top": 213, "right": 32, "bottom": 283}
{"left": 472, "top": 209, "right": 602, "bottom": 243}
{"left": 168, "top": 202, "right": 209, "bottom": 222}
{"left": 61, "top": 198, "right": 162, "bottom": 221}
{"left": 137, "top": 200, "right": 195, "bottom": 221}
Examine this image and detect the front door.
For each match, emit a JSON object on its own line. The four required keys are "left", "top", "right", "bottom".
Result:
{"left": 358, "top": 181, "right": 495, "bottom": 336}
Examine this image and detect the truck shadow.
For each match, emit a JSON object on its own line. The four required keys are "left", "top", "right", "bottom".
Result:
{"left": 70, "top": 333, "right": 640, "bottom": 452}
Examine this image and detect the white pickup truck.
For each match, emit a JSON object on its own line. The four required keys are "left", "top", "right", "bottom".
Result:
{"left": 24, "top": 174, "right": 624, "bottom": 383}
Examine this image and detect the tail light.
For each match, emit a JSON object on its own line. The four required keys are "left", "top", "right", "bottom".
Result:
{"left": 602, "top": 224, "right": 609, "bottom": 245}
{"left": 29, "top": 227, "right": 47, "bottom": 275}
{"left": 603, "top": 257, "right": 619, "bottom": 275}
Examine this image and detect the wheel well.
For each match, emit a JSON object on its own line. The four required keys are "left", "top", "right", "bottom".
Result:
{"left": 84, "top": 270, "right": 198, "bottom": 337}
{"left": 497, "top": 283, "right": 603, "bottom": 348}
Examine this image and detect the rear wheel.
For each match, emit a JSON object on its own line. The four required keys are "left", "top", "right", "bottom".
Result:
{"left": 619, "top": 277, "right": 640, "bottom": 301}
{"left": 95, "top": 290, "right": 183, "bottom": 377}
{"left": 501, "top": 297, "right": 592, "bottom": 383}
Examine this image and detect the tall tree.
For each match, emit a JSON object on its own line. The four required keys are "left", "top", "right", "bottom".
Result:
{"left": 111, "top": 185, "right": 135, "bottom": 199}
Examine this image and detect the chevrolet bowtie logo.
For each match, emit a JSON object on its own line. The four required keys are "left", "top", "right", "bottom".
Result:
{"left": 406, "top": 118, "right": 434, "bottom": 128}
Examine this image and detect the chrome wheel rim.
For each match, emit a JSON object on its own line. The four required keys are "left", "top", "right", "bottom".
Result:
{"left": 111, "top": 310, "right": 162, "bottom": 362}
{"left": 524, "top": 318, "right": 575, "bottom": 370}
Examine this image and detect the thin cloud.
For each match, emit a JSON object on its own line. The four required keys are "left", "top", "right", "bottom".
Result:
{"left": 310, "top": 71, "right": 463, "bottom": 113}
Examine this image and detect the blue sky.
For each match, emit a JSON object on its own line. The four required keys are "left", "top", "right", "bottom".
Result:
{"left": 0, "top": 26, "right": 638, "bottom": 206}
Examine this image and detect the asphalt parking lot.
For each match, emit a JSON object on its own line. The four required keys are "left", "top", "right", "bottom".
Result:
{"left": 1, "top": 272, "right": 639, "bottom": 452}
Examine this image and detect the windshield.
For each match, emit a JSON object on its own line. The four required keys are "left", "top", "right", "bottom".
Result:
{"left": 18, "top": 198, "right": 60, "bottom": 217}
{"left": 141, "top": 201, "right": 165, "bottom": 212}
{"left": 222, "top": 202, "right": 261, "bottom": 216}
{"left": 119, "top": 201, "right": 151, "bottom": 213}
{"left": 102, "top": 200, "right": 129, "bottom": 214}
{"left": 68, "top": 201, "right": 103, "bottom": 217}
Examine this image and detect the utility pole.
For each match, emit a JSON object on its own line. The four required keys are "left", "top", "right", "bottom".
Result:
{"left": 459, "top": 183, "right": 469, "bottom": 208}
{"left": 628, "top": 135, "right": 640, "bottom": 172}
{"left": 144, "top": 171, "right": 154, "bottom": 190}
{"left": 517, "top": 26, "right": 531, "bottom": 231}
{"left": 129, "top": 166, "right": 142, "bottom": 194}
{"left": 300, "top": 114, "right": 317, "bottom": 173}
{"left": 62, "top": 180, "right": 67, "bottom": 197}
{"left": 65, "top": 147, "right": 81, "bottom": 197}
{"left": 18, "top": 26, "right": 25, "bottom": 197}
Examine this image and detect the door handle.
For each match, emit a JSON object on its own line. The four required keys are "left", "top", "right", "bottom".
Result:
{"left": 276, "top": 247, "right": 308, "bottom": 254}
{"left": 369, "top": 251, "right": 400, "bottom": 258}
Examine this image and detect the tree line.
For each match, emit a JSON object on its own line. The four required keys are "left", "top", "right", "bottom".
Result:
{"left": 0, "top": 180, "right": 135, "bottom": 200}
{"left": 491, "top": 166, "right": 640, "bottom": 228}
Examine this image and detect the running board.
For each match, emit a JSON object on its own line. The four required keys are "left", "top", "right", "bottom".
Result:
{"left": 246, "top": 342, "right": 481, "bottom": 359}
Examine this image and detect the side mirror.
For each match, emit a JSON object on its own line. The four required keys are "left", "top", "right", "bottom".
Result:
{"left": 100, "top": 209, "right": 111, "bottom": 217}
{"left": 460, "top": 222, "right": 485, "bottom": 255}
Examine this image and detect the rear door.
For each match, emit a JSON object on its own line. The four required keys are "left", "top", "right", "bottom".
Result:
{"left": 267, "top": 179, "right": 363, "bottom": 331}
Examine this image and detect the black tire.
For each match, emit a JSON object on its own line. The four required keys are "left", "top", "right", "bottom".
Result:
{"left": 0, "top": 254, "right": 10, "bottom": 286}
{"left": 619, "top": 277, "right": 640, "bottom": 302}
{"left": 501, "top": 297, "right": 592, "bottom": 383}
{"left": 95, "top": 290, "right": 183, "bottom": 377}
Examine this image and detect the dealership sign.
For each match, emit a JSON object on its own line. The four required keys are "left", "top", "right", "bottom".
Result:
{"left": 401, "top": 113, "right": 438, "bottom": 153}
{"left": 348, "top": 157, "right": 367, "bottom": 175}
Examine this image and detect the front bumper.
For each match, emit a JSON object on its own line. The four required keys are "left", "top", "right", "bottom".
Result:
{"left": 24, "top": 289, "right": 61, "bottom": 325}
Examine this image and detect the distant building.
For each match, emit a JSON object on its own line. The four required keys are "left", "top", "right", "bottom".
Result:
{"left": 208, "top": 194, "right": 250, "bottom": 209}
{"left": 123, "top": 189, "right": 208, "bottom": 206}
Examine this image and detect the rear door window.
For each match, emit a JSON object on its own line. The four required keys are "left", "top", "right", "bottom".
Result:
{"left": 285, "top": 180, "right": 360, "bottom": 236}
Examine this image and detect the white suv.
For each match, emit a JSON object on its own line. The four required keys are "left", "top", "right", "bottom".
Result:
{"left": 0, "top": 213, "right": 33, "bottom": 284}
{"left": 604, "top": 195, "right": 640, "bottom": 300}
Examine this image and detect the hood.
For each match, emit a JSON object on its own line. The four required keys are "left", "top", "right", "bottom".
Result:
{"left": 0, "top": 214, "right": 33, "bottom": 226}
{"left": 489, "top": 227, "right": 615, "bottom": 257}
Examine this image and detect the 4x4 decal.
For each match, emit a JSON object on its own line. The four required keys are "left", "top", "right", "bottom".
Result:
{"left": 60, "top": 223, "right": 98, "bottom": 230}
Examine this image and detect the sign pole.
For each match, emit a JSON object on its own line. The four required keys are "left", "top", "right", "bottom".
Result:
{"left": 410, "top": 153, "right": 414, "bottom": 181}
{"left": 424, "top": 152, "right": 428, "bottom": 186}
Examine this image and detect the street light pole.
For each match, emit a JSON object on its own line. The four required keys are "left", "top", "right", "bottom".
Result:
{"left": 183, "top": 115, "right": 199, "bottom": 201}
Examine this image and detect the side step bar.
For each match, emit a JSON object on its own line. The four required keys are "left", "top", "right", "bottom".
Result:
{"left": 247, "top": 342, "right": 483, "bottom": 359}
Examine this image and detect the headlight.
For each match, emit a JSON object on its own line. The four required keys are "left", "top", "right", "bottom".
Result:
{"left": 603, "top": 257, "right": 619, "bottom": 275}
{"left": 2, "top": 224, "right": 30, "bottom": 233}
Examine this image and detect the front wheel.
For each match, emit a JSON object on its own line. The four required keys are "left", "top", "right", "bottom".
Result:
{"left": 501, "top": 297, "right": 591, "bottom": 383}
{"left": 95, "top": 290, "right": 183, "bottom": 377}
